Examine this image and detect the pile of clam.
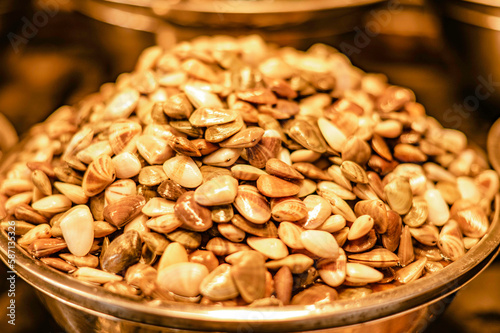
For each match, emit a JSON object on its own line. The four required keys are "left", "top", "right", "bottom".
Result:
{"left": 1, "top": 35, "right": 499, "bottom": 306}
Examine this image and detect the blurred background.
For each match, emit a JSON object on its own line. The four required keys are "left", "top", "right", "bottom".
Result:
{"left": 1, "top": 0, "right": 500, "bottom": 332}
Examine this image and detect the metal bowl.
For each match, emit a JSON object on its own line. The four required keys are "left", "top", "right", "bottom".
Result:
{"left": 430, "top": 0, "right": 500, "bottom": 111}
{"left": 1, "top": 180, "right": 499, "bottom": 332}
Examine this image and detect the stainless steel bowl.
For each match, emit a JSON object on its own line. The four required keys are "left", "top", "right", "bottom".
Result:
{"left": 430, "top": 0, "right": 500, "bottom": 110}
{"left": 1, "top": 184, "right": 499, "bottom": 332}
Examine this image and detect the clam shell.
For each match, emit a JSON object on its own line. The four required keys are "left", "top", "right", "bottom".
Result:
{"left": 142, "top": 197, "right": 176, "bottom": 217}
{"left": 190, "top": 107, "right": 238, "bottom": 127}
{"left": 317, "top": 117, "right": 346, "bottom": 152}
{"left": 424, "top": 189, "right": 450, "bottom": 226}
{"left": 166, "top": 229, "right": 202, "bottom": 249}
{"left": 286, "top": 119, "right": 326, "bottom": 153}
{"left": 31, "top": 170, "right": 52, "bottom": 196}
{"left": 398, "top": 225, "right": 415, "bottom": 267}
{"left": 73, "top": 267, "right": 122, "bottom": 284}
{"left": 231, "top": 164, "right": 268, "bottom": 181}
{"left": 452, "top": 206, "right": 489, "bottom": 238}
{"left": 348, "top": 248, "right": 399, "bottom": 268}
{"left": 344, "top": 229, "right": 377, "bottom": 253}
{"left": 104, "top": 179, "right": 136, "bottom": 205}
{"left": 230, "top": 251, "right": 267, "bottom": 303}
{"left": 157, "top": 262, "right": 209, "bottom": 297}
{"left": 394, "top": 257, "right": 427, "bottom": 284}
{"left": 103, "top": 195, "right": 146, "bottom": 228}
{"left": 340, "top": 161, "right": 368, "bottom": 184}
{"left": 189, "top": 250, "right": 219, "bottom": 272}
{"left": 219, "top": 127, "right": 264, "bottom": 148}
{"left": 231, "top": 214, "right": 277, "bottom": 238}
{"left": 218, "top": 223, "right": 246, "bottom": 243}
{"left": 53, "top": 182, "right": 88, "bottom": 205}
{"left": 163, "top": 155, "right": 202, "bottom": 188}
{"left": 318, "top": 215, "right": 346, "bottom": 233}
{"left": 146, "top": 213, "right": 182, "bottom": 234}
{"left": 236, "top": 88, "right": 277, "bottom": 104}
{"left": 233, "top": 185, "right": 271, "bottom": 224}
{"left": 184, "top": 84, "right": 223, "bottom": 108}
{"left": 112, "top": 152, "right": 141, "bottom": 179}
{"left": 14, "top": 204, "right": 49, "bottom": 225}
{"left": 271, "top": 196, "right": 308, "bottom": 222}
{"left": 409, "top": 224, "right": 439, "bottom": 246}
{"left": 167, "top": 136, "right": 202, "bottom": 157}
{"left": 108, "top": 120, "right": 142, "bottom": 155}
{"left": 293, "top": 162, "right": 331, "bottom": 181}
{"left": 136, "top": 135, "right": 174, "bottom": 165}
{"left": 300, "top": 230, "right": 339, "bottom": 259}
{"left": 82, "top": 154, "right": 116, "bottom": 197}
{"left": 206, "top": 237, "right": 251, "bottom": 256}
{"left": 158, "top": 242, "right": 188, "bottom": 272}
{"left": 59, "top": 205, "right": 94, "bottom": 257}
{"left": 278, "top": 222, "right": 304, "bottom": 249}
{"left": 17, "top": 223, "right": 51, "bottom": 246}
{"left": 157, "top": 179, "right": 187, "bottom": 201}
{"left": 347, "top": 215, "right": 374, "bottom": 240}
{"left": 245, "top": 129, "right": 282, "bottom": 169}
{"left": 345, "top": 263, "right": 383, "bottom": 284}
{"left": 163, "top": 93, "right": 193, "bottom": 119}
{"left": 200, "top": 264, "right": 239, "bottom": 301}
{"left": 174, "top": 192, "right": 212, "bottom": 232}
{"left": 139, "top": 166, "right": 167, "bottom": 186}
{"left": 317, "top": 249, "right": 347, "bottom": 287}
{"left": 247, "top": 237, "right": 288, "bottom": 259}
{"left": 384, "top": 177, "right": 412, "bottom": 215}
{"left": 342, "top": 136, "right": 371, "bottom": 166}
{"left": 202, "top": 148, "right": 242, "bottom": 167}
{"left": 257, "top": 175, "right": 300, "bottom": 198}
{"left": 211, "top": 205, "right": 234, "bottom": 223}
{"left": 32, "top": 194, "right": 72, "bottom": 214}
{"left": 317, "top": 181, "right": 356, "bottom": 201}
{"left": 194, "top": 175, "right": 238, "bottom": 206}
{"left": 274, "top": 266, "right": 293, "bottom": 305}
{"left": 299, "top": 195, "right": 331, "bottom": 229}
{"left": 265, "top": 253, "right": 314, "bottom": 274}
{"left": 265, "top": 158, "right": 304, "bottom": 180}
{"left": 103, "top": 88, "right": 139, "bottom": 120}
{"left": 291, "top": 284, "right": 338, "bottom": 306}
{"left": 354, "top": 200, "right": 388, "bottom": 234}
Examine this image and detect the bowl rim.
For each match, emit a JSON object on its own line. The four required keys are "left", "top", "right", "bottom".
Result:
{"left": 87, "top": 0, "right": 388, "bottom": 14}
{"left": 1, "top": 193, "right": 500, "bottom": 331}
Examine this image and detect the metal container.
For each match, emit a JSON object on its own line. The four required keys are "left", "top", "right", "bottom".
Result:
{"left": 1, "top": 183, "right": 499, "bottom": 331}
{"left": 430, "top": 0, "right": 500, "bottom": 111}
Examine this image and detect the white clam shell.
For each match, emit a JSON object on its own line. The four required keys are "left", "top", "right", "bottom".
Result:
{"left": 424, "top": 189, "right": 450, "bottom": 226}
{"left": 300, "top": 230, "right": 339, "bottom": 259}
{"left": 247, "top": 237, "right": 288, "bottom": 259}
{"left": 317, "top": 117, "right": 346, "bottom": 152}
{"left": 163, "top": 155, "right": 202, "bottom": 188}
{"left": 202, "top": 148, "right": 242, "bottom": 167}
{"left": 60, "top": 205, "right": 95, "bottom": 257}
{"left": 53, "top": 182, "right": 88, "bottom": 205}
{"left": 156, "top": 262, "right": 209, "bottom": 297}
{"left": 104, "top": 88, "right": 140, "bottom": 120}
{"left": 184, "top": 85, "right": 223, "bottom": 108}
{"left": 345, "top": 263, "right": 384, "bottom": 284}
{"left": 194, "top": 175, "right": 238, "bottom": 206}
{"left": 112, "top": 152, "right": 142, "bottom": 179}
{"left": 105, "top": 179, "right": 137, "bottom": 205}
{"left": 141, "top": 197, "right": 176, "bottom": 217}
{"left": 32, "top": 194, "right": 72, "bottom": 214}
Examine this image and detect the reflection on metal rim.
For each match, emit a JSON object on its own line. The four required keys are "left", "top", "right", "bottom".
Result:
{"left": 462, "top": 0, "right": 500, "bottom": 8}
{"left": 445, "top": 3, "right": 500, "bottom": 31}
{"left": 91, "top": 0, "right": 386, "bottom": 14}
